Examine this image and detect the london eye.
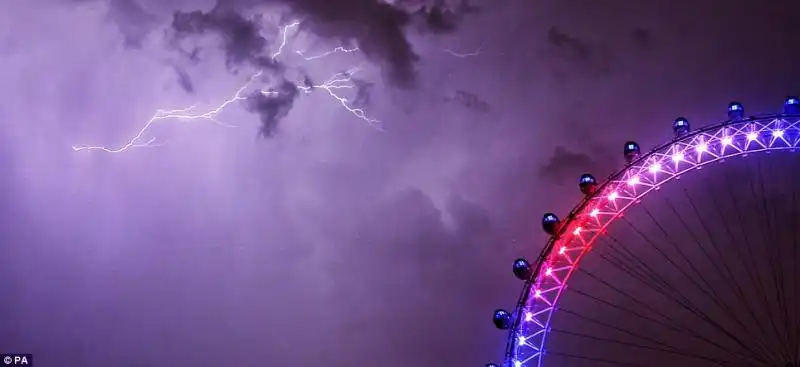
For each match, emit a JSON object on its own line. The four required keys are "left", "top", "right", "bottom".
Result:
{"left": 488, "top": 97, "right": 800, "bottom": 366}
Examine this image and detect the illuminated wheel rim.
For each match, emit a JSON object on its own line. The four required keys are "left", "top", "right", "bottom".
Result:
{"left": 501, "top": 110, "right": 800, "bottom": 367}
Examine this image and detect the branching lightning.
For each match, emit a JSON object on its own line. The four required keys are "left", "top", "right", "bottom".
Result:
{"left": 72, "top": 72, "right": 263, "bottom": 153}
{"left": 73, "top": 20, "right": 380, "bottom": 153}
{"left": 297, "top": 65, "right": 381, "bottom": 129}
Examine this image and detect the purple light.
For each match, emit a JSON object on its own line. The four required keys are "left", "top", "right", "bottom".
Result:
{"left": 672, "top": 152, "right": 684, "bottom": 162}
{"left": 696, "top": 143, "right": 708, "bottom": 152}
{"left": 747, "top": 132, "right": 758, "bottom": 141}
{"left": 772, "top": 130, "right": 784, "bottom": 138}
{"left": 722, "top": 136, "right": 733, "bottom": 145}
{"left": 649, "top": 163, "right": 662, "bottom": 173}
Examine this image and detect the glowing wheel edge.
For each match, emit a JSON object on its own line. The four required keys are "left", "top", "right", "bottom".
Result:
{"left": 502, "top": 113, "right": 800, "bottom": 367}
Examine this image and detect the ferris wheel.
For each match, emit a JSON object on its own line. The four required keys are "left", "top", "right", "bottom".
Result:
{"left": 487, "top": 97, "right": 800, "bottom": 367}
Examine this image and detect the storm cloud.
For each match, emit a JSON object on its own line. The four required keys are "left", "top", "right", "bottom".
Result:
{"left": 165, "top": 0, "right": 475, "bottom": 87}
{"left": 244, "top": 79, "right": 299, "bottom": 137}
{"left": 160, "top": 0, "right": 476, "bottom": 133}
{"left": 4, "top": 1, "right": 800, "bottom": 367}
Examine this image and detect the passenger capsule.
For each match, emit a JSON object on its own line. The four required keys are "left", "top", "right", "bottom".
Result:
{"left": 784, "top": 96, "right": 799, "bottom": 115}
{"left": 542, "top": 213, "right": 561, "bottom": 235}
{"left": 673, "top": 117, "right": 690, "bottom": 137}
{"left": 512, "top": 258, "right": 532, "bottom": 280}
{"left": 493, "top": 309, "right": 512, "bottom": 330}
{"left": 623, "top": 141, "right": 640, "bottom": 164}
{"left": 579, "top": 173, "right": 597, "bottom": 195}
{"left": 727, "top": 102, "right": 744, "bottom": 120}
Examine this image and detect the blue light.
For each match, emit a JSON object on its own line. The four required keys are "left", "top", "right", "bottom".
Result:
{"left": 494, "top": 309, "right": 510, "bottom": 318}
{"left": 542, "top": 213, "right": 561, "bottom": 235}
{"left": 492, "top": 309, "right": 512, "bottom": 330}
{"left": 579, "top": 173, "right": 597, "bottom": 195}
{"left": 513, "top": 258, "right": 532, "bottom": 280}
{"left": 673, "top": 117, "right": 690, "bottom": 137}
{"left": 785, "top": 96, "right": 799, "bottom": 114}
{"left": 624, "top": 141, "right": 640, "bottom": 153}
{"left": 623, "top": 141, "right": 641, "bottom": 163}
{"left": 727, "top": 102, "right": 744, "bottom": 119}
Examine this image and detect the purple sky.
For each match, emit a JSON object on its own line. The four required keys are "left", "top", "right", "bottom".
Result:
{"left": 2, "top": 1, "right": 800, "bottom": 366}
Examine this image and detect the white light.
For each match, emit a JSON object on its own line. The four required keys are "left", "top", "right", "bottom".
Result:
{"left": 747, "top": 132, "right": 758, "bottom": 141}
{"left": 545, "top": 267, "right": 553, "bottom": 276}
{"left": 648, "top": 163, "right": 661, "bottom": 173}
{"left": 627, "top": 176, "right": 640, "bottom": 186}
{"left": 573, "top": 227, "right": 582, "bottom": 235}
{"left": 608, "top": 192, "right": 618, "bottom": 201}
{"left": 518, "top": 336, "right": 527, "bottom": 346}
{"left": 672, "top": 152, "right": 684, "bottom": 162}
{"left": 590, "top": 208, "right": 600, "bottom": 217}
{"left": 558, "top": 246, "right": 567, "bottom": 255}
{"left": 514, "top": 361, "right": 522, "bottom": 367}
{"left": 534, "top": 289, "right": 542, "bottom": 298}
{"left": 773, "top": 130, "right": 784, "bottom": 138}
{"left": 696, "top": 143, "right": 707, "bottom": 152}
{"left": 722, "top": 136, "right": 733, "bottom": 145}
{"left": 524, "top": 312, "right": 534, "bottom": 322}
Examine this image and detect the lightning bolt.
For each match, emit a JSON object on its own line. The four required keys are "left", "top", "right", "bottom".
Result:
{"left": 296, "top": 46, "right": 359, "bottom": 61}
{"left": 443, "top": 45, "right": 482, "bottom": 58}
{"left": 271, "top": 20, "right": 300, "bottom": 60}
{"left": 297, "top": 65, "right": 381, "bottom": 129}
{"left": 72, "top": 71, "right": 264, "bottom": 153}
{"left": 73, "top": 20, "right": 380, "bottom": 153}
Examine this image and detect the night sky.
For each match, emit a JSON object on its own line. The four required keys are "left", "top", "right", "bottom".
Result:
{"left": 2, "top": 1, "right": 800, "bottom": 366}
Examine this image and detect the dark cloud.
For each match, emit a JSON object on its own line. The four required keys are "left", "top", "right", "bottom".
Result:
{"left": 281, "top": 0, "right": 419, "bottom": 87}
{"left": 170, "top": 5, "right": 281, "bottom": 71}
{"left": 159, "top": 0, "right": 474, "bottom": 136}
{"left": 446, "top": 193, "right": 492, "bottom": 238}
{"left": 173, "top": 66, "right": 195, "bottom": 93}
{"left": 547, "top": 26, "right": 592, "bottom": 62}
{"left": 445, "top": 90, "right": 490, "bottom": 113}
{"left": 166, "top": 0, "right": 475, "bottom": 87}
{"left": 350, "top": 77, "right": 373, "bottom": 107}
{"left": 539, "top": 146, "right": 599, "bottom": 185}
{"left": 243, "top": 79, "right": 299, "bottom": 137}
{"left": 410, "top": 0, "right": 479, "bottom": 34}
{"left": 546, "top": 26, "right": 618, "bottom": 79}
